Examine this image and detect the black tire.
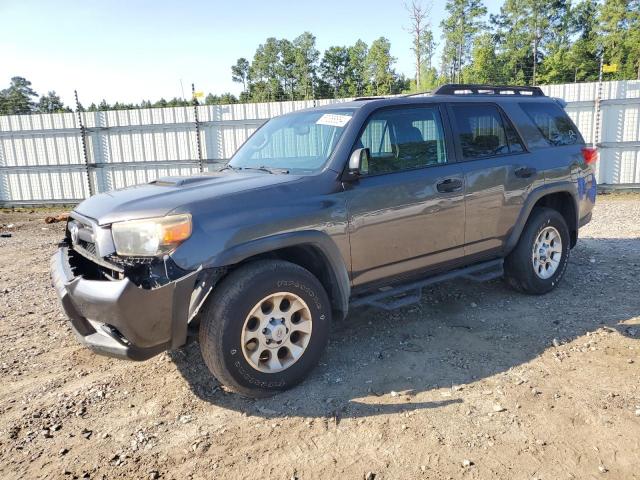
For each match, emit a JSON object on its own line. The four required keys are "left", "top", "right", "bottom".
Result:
{"left": 504, "top": 207, "right": 570, "bottom": 295}
{"left": 199, "top": 259, "right": 331, "bottom": 398}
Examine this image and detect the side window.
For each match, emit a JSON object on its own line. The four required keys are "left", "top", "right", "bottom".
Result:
{"left": 520, "top": 102, "right": 580, "bottom": 147}
{"left": 451, "top": 104, "right": 523, "bottom": 159}
{"left": 356, "top": 107, "right": 447, "bottom": 175}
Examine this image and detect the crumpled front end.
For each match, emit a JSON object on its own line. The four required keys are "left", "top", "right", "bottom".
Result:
{"left": 50, "top": 213, "right": 221, "bottom": 361}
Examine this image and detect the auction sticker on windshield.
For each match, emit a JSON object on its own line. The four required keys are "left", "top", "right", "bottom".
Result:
{"left": 316, "top": 113, "right": 351, "bottom": 128}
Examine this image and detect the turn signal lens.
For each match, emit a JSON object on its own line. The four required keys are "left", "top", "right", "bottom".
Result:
{"left": 581, "top": 147, "right": 598, "bottom": 165}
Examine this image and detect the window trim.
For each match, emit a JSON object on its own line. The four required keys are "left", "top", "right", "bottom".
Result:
{"left": 346, "top": 103, "right": 455, "bottom": 178}
{"left": 446, "top": 102, "right": 529, "bottom": 163}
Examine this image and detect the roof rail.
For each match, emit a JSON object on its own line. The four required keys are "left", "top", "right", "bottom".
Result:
{"left": 433, "top": 84, "right": 545, "bottom": 97}
{"left": 354, "top": 96, "right": 388, "bottom": 101}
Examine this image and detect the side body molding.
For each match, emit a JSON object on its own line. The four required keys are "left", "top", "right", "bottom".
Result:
{"left": 209, "top": 230, "right": 351, "bottom": 318}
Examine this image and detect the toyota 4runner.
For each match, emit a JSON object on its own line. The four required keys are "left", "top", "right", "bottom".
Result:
{"left": 51, "top": 84, "right": 597, "bottom": 397}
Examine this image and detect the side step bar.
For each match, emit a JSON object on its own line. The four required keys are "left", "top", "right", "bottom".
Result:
{"left": 350, "top": 259, "right": 504, "bottom": 311}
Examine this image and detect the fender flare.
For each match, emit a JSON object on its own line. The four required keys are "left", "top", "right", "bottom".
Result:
{"left": 504, "top": 182, "right": 579, "bottom": 255}
{"left": 209, "top": 230, "right": 351, "bottom": 318}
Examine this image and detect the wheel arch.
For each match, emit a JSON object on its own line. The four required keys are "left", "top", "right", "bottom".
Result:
{"left": 505, "top": 184, "right": 579, "bottom": 255}
{"left": 210, "top": 231, "right": 351, "bottom": 320}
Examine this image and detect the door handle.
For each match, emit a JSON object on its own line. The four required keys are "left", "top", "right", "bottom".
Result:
{"left": 436, "top": 178, "right": 463, "bottom": 193}
{"left": 515, "top": 166, "right": 537, "bottom": 178}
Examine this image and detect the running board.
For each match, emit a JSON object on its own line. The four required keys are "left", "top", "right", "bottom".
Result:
{"left": 350, "top": 259, "right": 504, "bottom": 311}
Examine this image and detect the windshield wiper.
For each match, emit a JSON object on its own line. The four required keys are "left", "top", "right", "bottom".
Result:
{"left": 241, "top": 166, "right": 290, "bottom": 175}
{"left": 219, "top": 164, "right": 239, "bottom": 172}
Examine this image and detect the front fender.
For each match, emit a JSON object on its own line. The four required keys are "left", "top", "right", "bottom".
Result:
{"left": 209, "top": 230, "right": 351, "bottom": 318}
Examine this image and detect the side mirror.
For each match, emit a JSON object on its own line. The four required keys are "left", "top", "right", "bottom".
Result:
{"left": 343, "top": 148, "right": 370, "bottom": 181}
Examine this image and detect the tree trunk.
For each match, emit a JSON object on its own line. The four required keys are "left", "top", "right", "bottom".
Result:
{"left": 532, "top": 37, "right": 538, "bottom": 86}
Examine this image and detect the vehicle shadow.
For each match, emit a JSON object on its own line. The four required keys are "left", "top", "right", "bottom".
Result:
{"left": 170, "top": 236, "right": 639, "bottom": 419}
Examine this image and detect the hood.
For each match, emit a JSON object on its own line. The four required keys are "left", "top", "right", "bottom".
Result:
{"left": 75, "top": 172, "right": 300, "bottom": 225}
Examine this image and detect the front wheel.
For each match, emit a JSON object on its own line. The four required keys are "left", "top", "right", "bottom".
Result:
{"left": 199, "top": 260, "right": 331, "bottom": 397}
{"left": 504, "top": 207, "right": 570, "bottom": 295}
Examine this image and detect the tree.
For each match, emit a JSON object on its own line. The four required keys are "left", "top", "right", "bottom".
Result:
{"left": 441, "top": 0, "right": 487, "bottom": 82}
{"left": 249, "top": 37, "right": 283, "bottom": 101}
{"left": 405, "top": 1, "right": 436, "bottom": 89}
{"left": 366, "top": 37, "right": 397, "bottom": 96}
{"left": 205, "top": 93, "right": 238, "bottom": 105}
{"left": 463, "top": 33, "right": 502, "bottom": 83}
{"left": 0, "top": 76, "right": 38, "bottom": 114}
{"left": 37, "top": 91, "right": 68, "bottom": 113}
{"left": 292, "top": 32, "right": 320, "bottom": 100}
{"left": 492, "top": 0, "right": 569, "bottom": 85}
{"left": 599, "top": 0, "right": 640, "bottom": 80}
{"left": 231, "top": 58, "right": 250, "bottom": 92}
{"left": 279, "top": 39, "right": 298, "bottom": 99}
{"left": 320, "top": 46, "right": 350, "bottom": 97}
{"left": 97, "top": 99, "right": 111, "bottom": 111}
{"left": 564, "top": 0, "right": 601, "bottom": 82}
{"left": 346, "top": 40, "right": 369, "bottom": 96}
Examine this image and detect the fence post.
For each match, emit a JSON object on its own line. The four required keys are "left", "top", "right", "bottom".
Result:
{"left": 74, "top": 90, "right": 95, "bottom": 197}
{"left": 191, "top": 83, "right": 204, "bottom": 173}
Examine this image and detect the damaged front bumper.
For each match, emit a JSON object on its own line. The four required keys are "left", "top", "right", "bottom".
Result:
{"left": 51, "top": 247, "right": 199, "bottom": 361}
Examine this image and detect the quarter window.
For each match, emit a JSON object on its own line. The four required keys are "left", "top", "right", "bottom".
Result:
{"left": 451, "top": 104, "right": 524, "bottom": 159}
{"left": 520, "top": 102, "right": 580, "bottom": 147}
{"left": 355, "top": 107, "right": 447, "bottom": 175}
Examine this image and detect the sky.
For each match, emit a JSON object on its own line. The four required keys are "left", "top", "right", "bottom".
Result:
{"left": 0, "top": 0, "right": 502, "bottom": 107}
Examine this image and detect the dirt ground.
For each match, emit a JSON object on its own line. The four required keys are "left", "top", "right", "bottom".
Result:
{"left": 0, "top": 195, "right": 639, "bottom": 480}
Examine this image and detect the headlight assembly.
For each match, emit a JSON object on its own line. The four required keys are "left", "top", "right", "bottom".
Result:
{"left": 111, "top": 214, "right": 192, "bottom": 257}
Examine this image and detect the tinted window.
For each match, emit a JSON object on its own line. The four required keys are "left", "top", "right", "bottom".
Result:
{"left": 451, "top": 104, "right": 524, "bottom": 159}
{"left": 520, "top": 102, "right": 580, "bottom": 147}
{"left": 356, "top": 107, "right": 447, "bottom": 175}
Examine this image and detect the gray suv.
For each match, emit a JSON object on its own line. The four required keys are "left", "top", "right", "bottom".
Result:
{"left": 51, "top": 84, "right": 597, "bottom": 397}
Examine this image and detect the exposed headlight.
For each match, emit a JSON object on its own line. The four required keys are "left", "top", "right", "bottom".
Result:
{"left": 111, "top": 214, "right": 192, "bottom": 257}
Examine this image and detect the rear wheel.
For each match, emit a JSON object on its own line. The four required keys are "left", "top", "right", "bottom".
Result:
{"left": 199, "top": 260, "right": 331, "bottom": 397}
{"left": 504, "top": 207, "right": 570, "bottom": 295}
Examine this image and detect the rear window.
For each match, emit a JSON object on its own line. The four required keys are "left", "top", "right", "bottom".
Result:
{"left": 520, "top": 102, "right": 581, "bottom": 147}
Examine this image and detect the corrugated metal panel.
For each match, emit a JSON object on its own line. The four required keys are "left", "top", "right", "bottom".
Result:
{"left": 0, "top": 82, "right": 638, "bottom": 204}
{"left": 540, "top": 80, "right": 640, "bottom": 185}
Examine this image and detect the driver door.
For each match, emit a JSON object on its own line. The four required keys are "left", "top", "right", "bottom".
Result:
{"left": 345, "top": 105, "right": 465, "bottom": 287}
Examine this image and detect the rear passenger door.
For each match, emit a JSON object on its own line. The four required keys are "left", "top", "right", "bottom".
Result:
{"left": 447, "top": 102, "right": 544, "bottom": 258}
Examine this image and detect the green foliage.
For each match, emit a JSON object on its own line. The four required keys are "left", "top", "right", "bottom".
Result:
{"left": 0, "top": 76, "right": 39, "bottom": 114}
{"left": 599, "top": 0, "right": 640, "bottom": 80}
{"left": 440, "top": 0, "right": 487, "bottom": 82}
{"left": 366, "top": 37, "right": 398, "bottom": 96}
{"left": 4, "top": 2, "right": 640, "bottom": 119}
{"left": 463, "top": 33, "right": 502, "bottom": 84}
{"left": 37, "top": 91, "right": 70, "bottom": 113}
{"left": 320, "top": 46, "right": 350, "bottom": 97}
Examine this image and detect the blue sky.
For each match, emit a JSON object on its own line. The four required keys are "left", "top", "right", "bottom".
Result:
{"left": 0, "top": 0, "right": 502, "bottom": 106}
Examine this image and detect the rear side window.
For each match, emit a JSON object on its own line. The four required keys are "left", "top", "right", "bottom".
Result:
{"left": 451, "top": 104, "right": 525, "bottom": 159}
{"left": 519, "top": 102, "right": 580, "bottom": 147}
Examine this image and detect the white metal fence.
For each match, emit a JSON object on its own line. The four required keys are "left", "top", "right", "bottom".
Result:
{"left": 0, "top": 81, "right": 638, "bottom": 205}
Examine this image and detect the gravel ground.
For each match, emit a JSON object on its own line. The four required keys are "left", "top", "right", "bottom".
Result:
{"left": 0, "top": 195, "right": 639, "bottom": 480}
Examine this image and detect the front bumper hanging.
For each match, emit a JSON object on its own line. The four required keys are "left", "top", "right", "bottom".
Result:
{"left": 51, "top": 247, "right": 198, "bottom": 361}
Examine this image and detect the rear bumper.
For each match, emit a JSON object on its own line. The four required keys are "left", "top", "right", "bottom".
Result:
{"left": 51, "top": 247, "right": 197, "bottom": 361}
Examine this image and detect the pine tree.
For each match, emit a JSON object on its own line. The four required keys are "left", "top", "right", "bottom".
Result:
{"left": 440, "top": 0, "right": 487, "bottom": 82}
{"left": 0, "top": 76, "right": 38, "bottom": 114}
{"left": 366, "top": 37, "right": 397, "bottom": 96}
{"left": 37, "top": 91, "right": 68, "bottom": 113}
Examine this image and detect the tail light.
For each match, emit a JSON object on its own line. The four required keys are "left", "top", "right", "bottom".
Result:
{"left": 581, "top": 147, "right": 598, "bottom": 165}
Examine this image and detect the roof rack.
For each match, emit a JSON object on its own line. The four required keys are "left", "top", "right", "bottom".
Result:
{"left": 354, "top": 96, "right": 388, "bottom": 101}
{"left": 433, "top": 84, "right": 545, "bottom": 97}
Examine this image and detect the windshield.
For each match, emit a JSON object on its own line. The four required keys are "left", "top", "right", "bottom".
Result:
{"left": 229, "top": 109, "right": 355, "bottom": 174}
